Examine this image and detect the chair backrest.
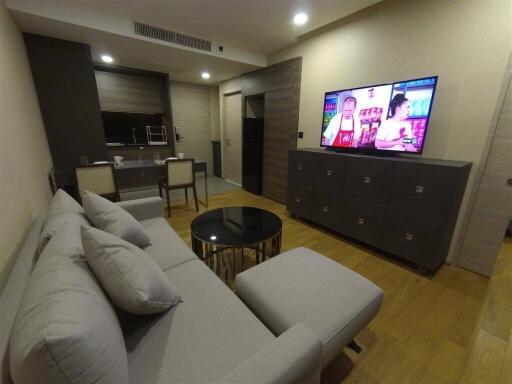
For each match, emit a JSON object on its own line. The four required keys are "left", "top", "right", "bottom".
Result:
{"left": 75, "top": 164, "right": 118, "bottom": 198}
{"left": 166, "top": 159, "right": 194, "bottom": 187}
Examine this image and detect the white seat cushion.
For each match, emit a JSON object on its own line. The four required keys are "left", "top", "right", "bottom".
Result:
{"left": 235, "top": 247, "right": 383, "bottom": 368}
{"left": 124, "top": 260, "right": 275, "bottom": 383}
{"left": 140, "top": 217, "right": 198, "bottom": 271}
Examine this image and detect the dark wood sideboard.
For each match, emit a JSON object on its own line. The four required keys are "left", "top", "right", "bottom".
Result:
{"left": 287, "top": 148, "right": 471, "bottom": 274}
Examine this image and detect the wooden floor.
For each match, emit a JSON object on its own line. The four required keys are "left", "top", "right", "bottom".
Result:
{"left": 166, "top": 189, "right": 512, "bottom": 384}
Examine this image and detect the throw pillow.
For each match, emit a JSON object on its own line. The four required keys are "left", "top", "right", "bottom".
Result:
{"left": 82, "top": 191, "right": 150, "bottom": 248}
{"left": 81, "top": 226, "right": 180, "bottom": 315}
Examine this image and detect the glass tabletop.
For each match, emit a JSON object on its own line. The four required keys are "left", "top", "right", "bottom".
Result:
{"left": 191, "top": 207, "right": 282, "bottom": 247}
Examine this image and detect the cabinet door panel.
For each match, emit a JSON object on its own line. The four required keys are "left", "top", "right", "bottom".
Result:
{"left": 288, "top": 190, "right": 312, "bottom": 218}
{"left": 288, "top": 151, "right": 314, "bottom": 192}
{"left": 341, "top": 201, "right": 387, "bottom": 248}
{"left": 344, "top": 157, "right": 393, "bottom": 204}
{"left": 287, "top": 151, "right": 314, "bottom": 212}
{"left": 309, "top": 192, "right": 343, "bottom": 230}
{"left": 382, "top": 212, "right": 445, "bottom": 271}
{"left": 389, "top": 163, "right": 456, "bottom": 220}
{"left": 312, "top": 153, "right": 348, "bottom": 196}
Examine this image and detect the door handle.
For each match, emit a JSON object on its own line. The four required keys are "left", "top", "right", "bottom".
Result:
{"left": 507, "top": 178, "right": 512, "bottom": 186}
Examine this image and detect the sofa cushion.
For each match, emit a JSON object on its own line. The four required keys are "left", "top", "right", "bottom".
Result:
{"left": 82, "top": 191, "right": 150, "bottom": 248}
{"left": 139, "top": 217, "right": 197, "bottom": 271}
{"left": 38, "top": 189, "right": 89, "bottom": 253}
{"left": 124, "top": 259, "right": 275, "bottom": 383}
{"left": 235, "top": 247, "right": 383, "bottom": 368}
{"left": 9, "top": 225, "right": 128, "bottom": 384}
{"left": 81, "top": 226, "right": 181, "bottom": 315}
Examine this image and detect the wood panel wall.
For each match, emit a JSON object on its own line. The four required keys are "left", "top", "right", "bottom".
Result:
{"left": 241, "top": 57, "right": 302, "bottom": 203}
{"left": 95, "top": 70, "right": 165, "bottom": 113}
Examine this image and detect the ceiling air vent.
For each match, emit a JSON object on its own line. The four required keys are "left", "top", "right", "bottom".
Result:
{"left": 134, "top": 21, "right": 211, "bottom": 52}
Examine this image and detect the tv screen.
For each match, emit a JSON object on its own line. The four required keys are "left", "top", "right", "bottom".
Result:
{"left": 320, "top": 76, "right": 438, "bottom": 154}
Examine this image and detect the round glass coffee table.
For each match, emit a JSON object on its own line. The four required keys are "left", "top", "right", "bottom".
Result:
{"left": 191, "top": 207, "right": 282, "bottom": 281}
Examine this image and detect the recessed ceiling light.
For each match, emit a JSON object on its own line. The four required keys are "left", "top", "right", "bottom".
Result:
{"left": 101, "top": 55, "right": 114, "bottom": 63}
{"left": 293, "top": 12, "right": 308, "bottom": 26}
{"left": 201, "top": 72, "right": 210, "bottom": 79}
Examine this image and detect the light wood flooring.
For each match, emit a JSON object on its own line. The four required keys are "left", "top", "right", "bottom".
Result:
{"left": 166, "top": 189, "right": 512, "bottom": 384}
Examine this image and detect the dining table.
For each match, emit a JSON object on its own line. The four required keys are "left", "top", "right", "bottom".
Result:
{"left": 115, "top": 158, "right": 208, "bottom": 207}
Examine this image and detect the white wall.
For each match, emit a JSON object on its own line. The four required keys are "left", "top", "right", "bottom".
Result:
{"left": 269, "top": 0, "right": 511, "bottom": 262}
{"left": 0, "top": 1, "right": 53, "bottom": 288}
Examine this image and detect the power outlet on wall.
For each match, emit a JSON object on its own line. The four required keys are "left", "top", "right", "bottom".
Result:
{"left": 298, "top": 132, "right": 304, "bottom": 139}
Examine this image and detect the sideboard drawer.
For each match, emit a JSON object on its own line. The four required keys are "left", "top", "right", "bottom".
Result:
{"left": 309, "top": 192, "right": 343, "bottom": 230}
{"left": 340, "top": 201, "right": 387, "bottom": 248}
{"left": 288, "top": 190, "right": 312, "bottom": 218}
{"left": 344, "top": 157, "right": 393, "bottom": 204}
{"left": 288, "top": 150, "right": 314, "bottom": 191}
{"left": 312, "top": 153, "right": 348, "bottom": 196}
{"left": 389, "top": 162, "right": 456, "bottom": 219}
{"left": 381, "top": 213, "right": 445, "bottom": 271}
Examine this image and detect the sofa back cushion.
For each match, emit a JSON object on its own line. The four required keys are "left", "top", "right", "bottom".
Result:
{"left": 82, "top": 191, "right": 150, "bottom": 248}
{"left": 38, "top": 189, "right": 90, "bottom": 253}
{"left": 9, "top": 225, "right": 128, "bottom": 384}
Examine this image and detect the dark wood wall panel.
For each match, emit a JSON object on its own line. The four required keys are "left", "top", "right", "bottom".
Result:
{"left": 24, "top": 34, "right": 107, "bottom": 186}
{"left": 241, "top": 57, "right": 302, "bottom": 203}
{"left": 95, "top": 71, "right": 165, "bottom": 113}
{"left": 242, "top": 59, "right": 301, "bottom": 95}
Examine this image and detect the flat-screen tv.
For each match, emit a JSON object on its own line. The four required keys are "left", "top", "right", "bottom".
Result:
{"left": 320, "top": 76, "right": 438, "bottom": 154}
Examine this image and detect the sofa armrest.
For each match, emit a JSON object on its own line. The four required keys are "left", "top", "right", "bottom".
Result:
{"left": 216, "top": 323, "right": 322, "bottom": 384}
{"left": 116, "top": 197, "right": 164, "bottom": 221}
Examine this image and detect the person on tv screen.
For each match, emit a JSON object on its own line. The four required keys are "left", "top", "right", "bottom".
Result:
{"left": 322, "top": 96, "right": 361, "bottom": 148}
{"left": 375, "top": 94, "right": 417, "bottom": 152}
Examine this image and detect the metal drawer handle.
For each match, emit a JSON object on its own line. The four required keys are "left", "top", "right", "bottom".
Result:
{"left": 405, "top": 233, "right": 414, "bottom": 241}
{"left": 296, "top": 197, "right": 301, "bottom": 203}
{"left": 326, "top": 170, "right": 332, "bottom": 176}
{"left": 357, "top": 217, "right": 365, "bottom": 224}
{"left": 364, "top": 176, "right": 371, "bottom": 184}
{"left": 322, "top": 206, "right": 328, "bottom": 212}
{"left": 415, "top": 185, "right": 424, "bottom": 193}
{"left": 297, "top": 164, "right": 303, "bottom": 171}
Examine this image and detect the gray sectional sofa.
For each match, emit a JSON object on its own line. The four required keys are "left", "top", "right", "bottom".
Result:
{"left": 0, "top": 195, "right": 382, "bottom": 383}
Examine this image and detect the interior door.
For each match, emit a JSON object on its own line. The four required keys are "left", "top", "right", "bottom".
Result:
{"left": 457, "top": 58, "right": 512, "bottom": 276}
{"left": 223, "top": 93, "right": 242, "bottom": 185}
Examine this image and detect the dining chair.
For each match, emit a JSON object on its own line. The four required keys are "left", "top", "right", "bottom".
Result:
{"left": 158, "top": 159, "right": 198, "bottom": 217}
{"left": 75, "top": 163, "right": 120, "bottom": 202}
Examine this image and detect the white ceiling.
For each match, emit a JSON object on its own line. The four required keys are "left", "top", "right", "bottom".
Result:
{"left": 79, "top": 0, "right": 382, "bottom": 54}
{"left": 7, "top": 0, "right": 382, "bottom": 85}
